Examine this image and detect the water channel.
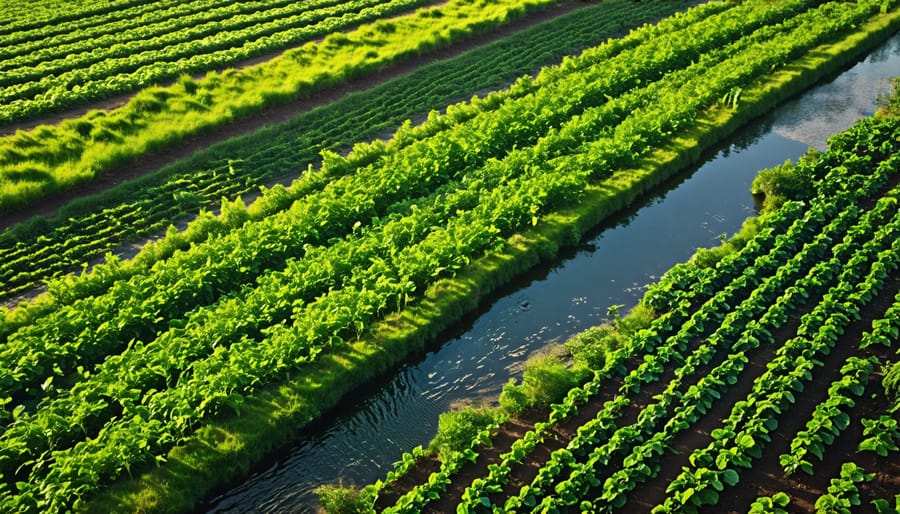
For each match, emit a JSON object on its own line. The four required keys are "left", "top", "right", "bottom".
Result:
{"left": 203, "top": 32, "right": 900, "bottom": 513}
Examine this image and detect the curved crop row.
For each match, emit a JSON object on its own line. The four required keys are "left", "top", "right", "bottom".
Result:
{"left": 0, "top": 0, "right": 773, "bottom": 403}
{"left": 3, "top": 0, "right": 899, "bottom": 512}
{"left": 0, "top": 0, "right": 435, "bottom": 122}
{"left": 0, "top": 0, "right": 348, "bottom": 67}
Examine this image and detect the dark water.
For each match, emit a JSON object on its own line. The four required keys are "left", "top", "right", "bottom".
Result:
{"left": 203, "top": 33, "right": 900, "bottom": 513}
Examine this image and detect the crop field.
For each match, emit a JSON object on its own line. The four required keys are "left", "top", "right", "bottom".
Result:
{"left": 0, "top": 0, "right": 696, "bottom": 303}
{"left": 0, "top": 0, "right": 898, "bottom": 512}
{"left": 0, "top": 0, "right": 559, "bottom": 213}
{"left": 365, "top": 103, "right": 900, "bottom": 513}
{"left": 0, "top": 0, "right": 440, "bottom": 123}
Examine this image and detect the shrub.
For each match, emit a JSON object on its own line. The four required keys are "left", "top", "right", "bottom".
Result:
{"left": 314, "top": 481, "right": 373, "bottom": 514}
{"left": 566, "top": 326, "right": 615, "bottom": 370}
{"left": 500, "top": 353, "right": 588, "bottom": 415}
{"left": 751, "top": 158, "right": 814, "bottom": 210}
{"left": 429, "top": 406, "right": 497, "bottom": 461}
{"left": 499, "top": 378, "right": 530, "bottom": 415}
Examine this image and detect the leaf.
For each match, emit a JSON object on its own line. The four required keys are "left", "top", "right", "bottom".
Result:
{"left": 773, "top": 492, "right": 790, "bottom": 507}
{"left": 698, "top": 487, "right": 719, "bottom": 505}
{"left": 723, "top": 469, "right": 740, "bottom": 487}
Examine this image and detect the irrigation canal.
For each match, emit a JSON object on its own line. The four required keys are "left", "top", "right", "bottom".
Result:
{"left": 202, "top": 31, "right": 900, "bottom": 513}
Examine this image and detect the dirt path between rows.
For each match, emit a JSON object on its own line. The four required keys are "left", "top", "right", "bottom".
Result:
{"left": 1, "top": 0, "right": 587, "bottom": 230}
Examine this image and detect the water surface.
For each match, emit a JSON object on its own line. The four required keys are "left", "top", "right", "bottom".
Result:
{"left": 203, "top": 32, "right": 900, "bottom": 514}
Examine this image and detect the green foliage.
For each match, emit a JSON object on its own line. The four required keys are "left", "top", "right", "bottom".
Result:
{"left": 499, "top": 378, "right": 531, "bottom": 416}
{"left": 565, "top": 303, "right": 654, "bottom": 370}
{"left": 0, "top": 0, "right": 559, "bottom": 214}
{"left": 751, "top": 158, "right": 815, "bottom": 210}
{"left": 814, "top": 462, "right": 873, "bottom": 514}
{"left": 500, "top": 354, "right": 588, "bottom": 417}
{"left": 565, "top": 326, "right": 617, "bottom": 371}
{"left": 315, "top": 482, "right": 375, "bottom": 514}
{"left": 883, "top": 361, "right": 900, "bottom": 408}
{"left": 749, "top": 492, "right": 790, "bottom": 513}
{"left": 858, "top": 416, "right": 900, "bottom": 456}
{"left": 429, "top": 407, "right": 498, "bottom": 461}
{"left": 5, "top": 0, "right": 900, "bottom": 511}
{"left": 876, "top": 77, "right": 900, "bottom": 116}
{"left": 871, "top": 498, "right": 899, "bottom": 514}
{"left": 0, "top": 0, "right": 674, "bottom": 306}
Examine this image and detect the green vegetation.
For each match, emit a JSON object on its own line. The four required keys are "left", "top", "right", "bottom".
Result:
{"left": 750, "top": 157, "right": 817, "bottom": 210}
{"left": 3, "top": 0, "right": 899, "bottom": 512}
{"left": 315, "top": 481, "right": 373, "bottom": 514}
{"left": 430, "top": 407, "right": 500, "bottom": 462}
{"left": 0, "top": 0, "right": 436, "bottom": 122}
{"left": 361, "top": 58, "right": 900, "bottom": 514}
{"left": 0, "top": 0, "right": 696, "bottom": 306}
{"left": 500, "top": 353, "right": 592, "bottom": 415}
{"left": 0, "top": 0, "right": 557, "bottom": 213}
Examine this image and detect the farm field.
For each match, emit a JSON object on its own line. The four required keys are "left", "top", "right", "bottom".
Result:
{"left": 208, "top": 34, "right": 900, "bottom": 513}
{"left": 360, "top": 92, "right": 900, "bottom": 513}
{"left": 0, "top": 0, "right": 561, "bottom": 214}
{"left": 0, "top": 0, "right": 899, "bottom": 513}
{"left": 0, "top": 0, "right": 441, "bottom": 124}
{"left": 0, "top": 0, "right": 696, "bottom": 304}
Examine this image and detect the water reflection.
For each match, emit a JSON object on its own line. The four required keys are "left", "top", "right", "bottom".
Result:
{"left": 203, "top": 32, "right": 900, "bottom": 514}
{"left": 773, "top": 36, "right": 900, "bottom": 150}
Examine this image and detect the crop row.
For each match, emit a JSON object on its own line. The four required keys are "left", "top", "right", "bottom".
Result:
{"left": 378, "top": 187, "right": 826, "bottom": 510}
{"left": 375, "top": 88, "right": 900, "bottom": 514}
{"left": 0, "top": 0, "right": 792, "bottom": 431}
{"left": 0, "top": 0, "right": 175, "bottom": 38}
{"left": 495, "top": 161, "right": 898, "bottom": 514}
{"left": 0, "top": 151, "right": 588, "bottom": 513}
{"left": 0, "top": 0, "right": 560, "bottom": 213}
{"left": 0, "top": 0, "right": 694, "bottom": 306}
{"left": 3, "top": 0, "right": 876, "bottom": 510}
{"left": 0, "top": 0, "right": 433, "bottom": 108}
{"left": 655, "top": 210, "right": 900, "bottom": 512}
{"left": 1, "top": 0, "right": 348, "bottom": 65}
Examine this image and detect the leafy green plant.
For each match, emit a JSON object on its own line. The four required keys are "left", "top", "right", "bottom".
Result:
{"left": 751, "top": 158, "right": 814, "bottom": 208}
{"left": 883, "top": 361, "right": 900, "bottom": 408}
{"left": 315, "top": 481, "right": 375, "bottom": 514}
{"left": 500, "top": 353, "right": 588, "bottom": 416}
{"left": 858, "top": 415, "right": 900, "bottom": 457}
{"left": 429, "top": 407, "right": 498, "bottom": 462}
{"left": 749, "top": 492, "right": 790, "bottom": 513}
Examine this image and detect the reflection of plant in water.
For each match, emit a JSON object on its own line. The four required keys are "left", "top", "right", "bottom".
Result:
{"left": 868, "top": 28, "right": 900, "bottom": 62}
{"left": 875, "top": 77, "right": 900, "bottom": 117}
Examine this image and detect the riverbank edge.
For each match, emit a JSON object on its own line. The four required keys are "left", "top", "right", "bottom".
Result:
{"left": 82, "top": 7, "right": 900, "bottom": 514}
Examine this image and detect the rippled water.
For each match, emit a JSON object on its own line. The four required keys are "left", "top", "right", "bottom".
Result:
{"left": 202, "top": 32, "right": 900, "bottom": 513}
